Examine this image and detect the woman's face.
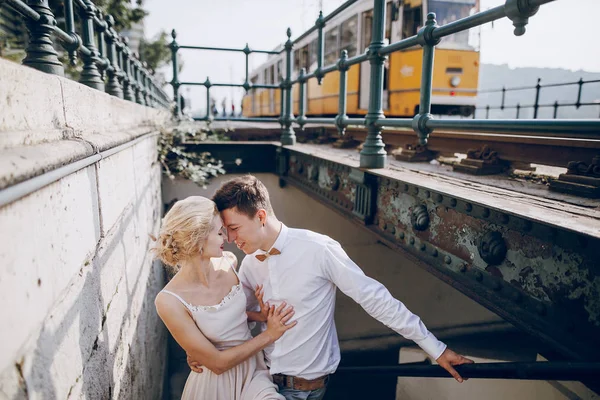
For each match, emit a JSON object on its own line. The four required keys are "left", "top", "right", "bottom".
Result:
{"left": 202, "top": 214, "right": 225, "bottom": 258}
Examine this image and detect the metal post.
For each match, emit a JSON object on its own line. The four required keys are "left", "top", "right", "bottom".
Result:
{"left": 336, "top": 50, "right": 348, "bottom": 136}
{"left": 281, "top": 28, "right": 296, "bottom": 146}
{"left": 360, "top": 0, "right": 387, "bottom": 168}
{"left": 533, "top": 77, "right": 541, "bottom": 119}
{"left": 142, "top": 68, "right": 150, "bottom": 105}
{"left": 298, "top": 68, "right": 307, "bottom": 129}
{"left": 104, "top": 15, "right": 123, "bottom": 98}
{"left": 243, "top": 44, "right": 251, "bottom": 91}
{"left": 205, "top": 78, "right": 212, "bottom": 120}
{"left": 553, "top": 101, "right": 558, "bottom": 119}
{"left": 411, "top": 13, "right": 440, "bottom": 147}
{"left": 23, "top": 0, "right": 63, "bottom": 75}
{"left": 134, "top": 60, "right": 145, "bottom": 105}
{"left": 170, "top": 29, "right": 181, "bottom": 117}
{"left": 516, "top": 103, "right": 520, "bottom": 119}
{"left": 486, "top": 105, "right": 490, "bottom": 119}
{"left": 96, "top": 10, "right": 108, "bottom": 80}
{"left": 62, "top": 0, "right": 79, "bottom": 65}
{"left": 316, "top": 11, "right": 325, "bottom": 84}
{"left": 79, "top": 0, "right": 104, "bottom": 90}
{"left": 279, "top": 75, "right": 285, "bottom": 127}
{"left": 500, "top": 86, "right": 506, "bottom": 110}
{"left": 121, "top": 38, "right": 135, "bottom": 101}
{"left": 575, "top": 78, "right": 583, "bottom": 109}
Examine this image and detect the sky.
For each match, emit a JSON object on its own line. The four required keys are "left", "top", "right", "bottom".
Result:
{"left": 143, "top": 0, "right": 600, "bottom": 113}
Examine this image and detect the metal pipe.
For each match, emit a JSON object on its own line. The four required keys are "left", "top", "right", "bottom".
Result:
{"left": 178, "top": 45, "right": 278, "bottom": 55}
{"left": 376, "top": 119, "right": 413, "bottom": 129}
{"left": 0, "top": 133, "right": 158, "bottom": 208}
{"left": 5, "top": 0, "right": 40, "bottom": 21}
{"left": 336, "top": 361, "right": 600, "bottom": 381}
{"left": 426, "top": 119, "right": 600, "bottom": 136}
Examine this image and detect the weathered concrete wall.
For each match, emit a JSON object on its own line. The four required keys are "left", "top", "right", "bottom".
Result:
{"left": 0, "top": 59, "right": 170, "bottom": 399}
{"left": 163, "top": 173, "right": 594, "bottom": 400}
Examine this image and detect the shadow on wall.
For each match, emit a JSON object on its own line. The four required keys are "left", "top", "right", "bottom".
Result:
{"left": 14, "top": 167, "right": 166, "bottom": 399}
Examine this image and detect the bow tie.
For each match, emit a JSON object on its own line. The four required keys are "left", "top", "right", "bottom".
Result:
{"left": 255, "top": 247, "right": 281, "bottom": 262}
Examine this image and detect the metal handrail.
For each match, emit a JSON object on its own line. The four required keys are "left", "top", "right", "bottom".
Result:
{"left": 169, "top": 0, "right": 600, "bottom": 169}
{"left": 476, "top": 78, "right": 600, "bottom": 119}
{"left": 336, "top": 361, "right": 600, "bottom": 381}
{"left": 1, "top": 0, "right": 171, "bottom": 109}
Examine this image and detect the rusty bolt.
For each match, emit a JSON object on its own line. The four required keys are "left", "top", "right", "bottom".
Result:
{"left": 478, "top": 231, "right": 507, "bottom": 266}
{"left": 412, "top": 205, "right": 430, "bottom": 231}
{"left": 465, "top": 203, "right": 473, "bottom": 212}
{"left": 444, "top": 255, "right": 451, "bottom": 265}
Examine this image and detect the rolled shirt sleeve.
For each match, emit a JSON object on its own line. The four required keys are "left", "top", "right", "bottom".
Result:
{"left": 320, "top": 239, "right": 447, "bottom": 360}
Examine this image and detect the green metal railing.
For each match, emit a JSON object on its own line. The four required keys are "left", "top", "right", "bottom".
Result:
{"left": 1, "top": 0, "right": 170, "bottom": 108}
{"left": 171, "top": 0, "right": 600, "bottom": 169}
{"left": 476, "top": 78, "right": 600, "bottom": 119}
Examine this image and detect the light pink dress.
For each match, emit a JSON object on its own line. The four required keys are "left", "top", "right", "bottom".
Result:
{"left": 161, "top": 268, "right": 282, "bottom": 400}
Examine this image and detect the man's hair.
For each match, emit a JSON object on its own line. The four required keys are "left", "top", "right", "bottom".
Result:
{"left": 212, "top": 175, "right": 274, "bottom": 217}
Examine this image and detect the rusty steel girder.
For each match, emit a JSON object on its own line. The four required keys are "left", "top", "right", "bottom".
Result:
{"left": 191, "top": 141, "right": 600, "bottom": 362}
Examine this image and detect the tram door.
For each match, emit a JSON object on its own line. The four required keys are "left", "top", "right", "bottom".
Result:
{"left": 360, "top": 4, "right": 394, "bottom": 112}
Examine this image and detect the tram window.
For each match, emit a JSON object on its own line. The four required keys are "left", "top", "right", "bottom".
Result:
{"left": 269, "top": 65, "right": 275, "bottom": 85}
{"left": 309, "top": 39, "right": 317, "bottom": 68}
{"left": 340, "top": 15, "right": 358, "bottom": 58}
{"left": 300, "top": 45, "right": 309, "bottom": 72}
{"left": 428, "top": 0, "right": 476, "bottom": 47}
{"left": 277, "top": 60, "right": 283, "bottom": 82}
{"left": 263, "top": 68, "right": 269, "bottom": 85}
{"left": 402, "top": 3, "right": 422, "bottom": 38}
{"left": 324, "top": 27, "right": 339, "bottom": 65}
{"left": 294, "top": 49, "right": 300, "bottom": 74}
{"left": 361, "top": 7, "right": 392, "bottom": 50}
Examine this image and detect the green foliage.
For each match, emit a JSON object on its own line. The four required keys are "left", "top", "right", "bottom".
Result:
{"left": 93, "top": 0, "right": 147, "bottom": 31}
{"left": 139, "top": 30, "right": 172, "bottom": 75}
{"left": 157, "top": 126, "right": 227, "bottom": 188}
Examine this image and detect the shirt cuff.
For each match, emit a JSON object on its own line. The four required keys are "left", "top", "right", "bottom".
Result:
{"left": 415, "top": 334, "right": 447, "bottom": 360}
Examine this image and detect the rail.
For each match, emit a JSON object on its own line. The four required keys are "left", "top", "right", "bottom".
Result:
{"left": 1, "top": 0, "right": 170, "bottom": 108}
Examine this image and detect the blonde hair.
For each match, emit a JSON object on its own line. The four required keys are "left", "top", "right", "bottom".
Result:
{"left": 151, "top": 196, "right": 218, "bottom": 267}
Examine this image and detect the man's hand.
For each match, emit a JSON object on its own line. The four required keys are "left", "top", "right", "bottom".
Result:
{"left": 187, "top": 353, "right": 204, "bottom": 374}
{"left": 436, "top": 348, "right": 474, "bottom": 383}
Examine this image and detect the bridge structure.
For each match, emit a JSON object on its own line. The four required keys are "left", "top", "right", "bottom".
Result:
{"left": 1, "top": 0, "right": 599, "bottom": 398}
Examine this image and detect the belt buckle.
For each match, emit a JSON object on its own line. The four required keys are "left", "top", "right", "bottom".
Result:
{"left": 286, "top": 375, "right": 294, "bottom": 389}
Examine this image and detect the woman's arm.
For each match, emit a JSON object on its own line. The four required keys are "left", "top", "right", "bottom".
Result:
{"left": 156, "top": 294, "right": 294, "bottom": 375}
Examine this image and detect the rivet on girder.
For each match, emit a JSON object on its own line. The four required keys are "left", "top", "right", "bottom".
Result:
{"left": 450, "top": 198, "right": 457, "bottom": 207}
{"left": 409, "top": 237, "right": 415, "bottom": 245}
{"left": 444, "top": 255, "right": 452, "bottom": 265}
{"left": 465, "top": 203, "right": 473, "bottom": 212}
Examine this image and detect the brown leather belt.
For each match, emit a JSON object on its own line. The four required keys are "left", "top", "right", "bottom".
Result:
{"left": 272, "top": 373, "right": 329, "bottom": 391}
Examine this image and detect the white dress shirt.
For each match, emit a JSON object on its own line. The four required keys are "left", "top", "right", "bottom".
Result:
{"left": 238, "top": 223, "right": 447, "bottom": 380}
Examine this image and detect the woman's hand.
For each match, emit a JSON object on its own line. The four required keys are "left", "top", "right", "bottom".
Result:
{"left": 265, "top": 302, "right": 296, "bottom": 342}
{"left": 255, "top": 284, "right": 270, "bottom": 323}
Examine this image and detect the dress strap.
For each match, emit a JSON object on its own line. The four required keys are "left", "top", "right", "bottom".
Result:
{"left": 161, "top": 290, "right": 193, "bottom": 311}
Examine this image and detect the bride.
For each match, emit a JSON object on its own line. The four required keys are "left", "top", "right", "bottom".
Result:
{"left": 153, "top": 196, "right": 295, "bottom": 399}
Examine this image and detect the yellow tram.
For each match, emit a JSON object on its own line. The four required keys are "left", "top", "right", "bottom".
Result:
{"left": 242, "top": 0, "right": 480, "bottom": 118}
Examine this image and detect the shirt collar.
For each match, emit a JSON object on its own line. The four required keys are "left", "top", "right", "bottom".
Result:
{"left": 270, "top": 222, "right": 288, "bottom": 253}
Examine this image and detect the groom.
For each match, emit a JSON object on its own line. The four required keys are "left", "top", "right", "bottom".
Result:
{"left": 192, "top": 175, "right": 472, "bottom": 400}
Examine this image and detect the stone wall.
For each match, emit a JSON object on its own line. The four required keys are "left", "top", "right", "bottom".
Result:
{"left": 0, "top": 58, "right": 170, "bottom": 399}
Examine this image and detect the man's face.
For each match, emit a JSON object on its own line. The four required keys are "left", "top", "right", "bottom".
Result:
{"left": 221, "top": 207, "right": 263, "bottom": 254}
